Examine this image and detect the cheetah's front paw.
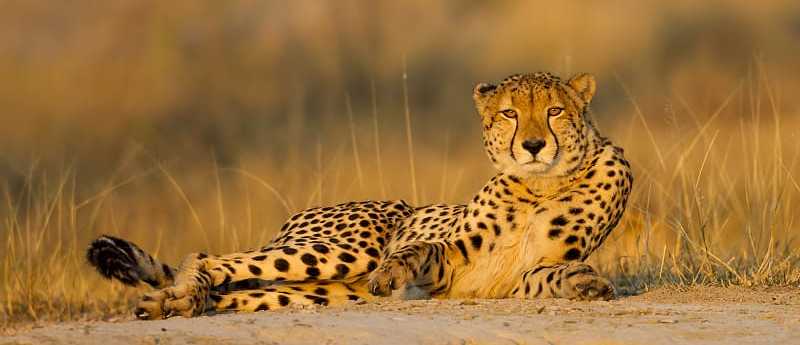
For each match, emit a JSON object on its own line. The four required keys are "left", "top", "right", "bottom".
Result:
{"left": 367, "top": 260, "right": 413, "bottom": 297}
{"left": 561, "top": 264, "right": 615, "bottom": 301}
{"left": 134, "top": 283, "right": 207, "bottom": 320}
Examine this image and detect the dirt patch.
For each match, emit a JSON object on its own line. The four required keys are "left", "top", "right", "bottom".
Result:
{"left": 4, "top": 286, "right": 799, "bottom": 345}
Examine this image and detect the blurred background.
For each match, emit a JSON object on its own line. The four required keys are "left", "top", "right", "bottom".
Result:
{"left": 1, "top": 0, "right": 799, "bottom": 323}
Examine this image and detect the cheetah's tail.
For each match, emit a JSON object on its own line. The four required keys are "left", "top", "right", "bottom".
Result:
{"left": 86, "top": 235, "right": 176, "bottom": 289}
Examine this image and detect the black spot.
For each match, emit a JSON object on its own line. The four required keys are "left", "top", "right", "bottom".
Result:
{"left": 248, "top": 265, "right": 262, "bottom": 276}
{"left": 312, "top": 244, "right": 330, "bottom": 254}
{"left": 565, "top": 235, "right": 579, "bottom": 244}
{"left": 469, "top": 235, "right": 483, "bottom": 250}
{"left": 548, "top": 229, "right": 562, "bottom": 239}
{"left": 551, "top": 216, "right": 568, "bottom": 226}
{"left": 222, "top": 263, "right": 236, "bottom": 274}
{"left": 338, "top": 252, "right": 357, "bottom": 263}
{"left": 225, "top": 299, "right": 239, "bottom": 310}
{"left": 367, "top": 260, "right": 378, "bottom": 271}
{"left": 365, "top": 247, "right": 380, "bottom": 258}
{"left": 334, "top": 264, "right": 350, "bottom": 279}
{"left": 274, "top": 258, "right": 290, "bottom": 272}
{"left": 568, "top": 208, "right": 583, "bottom": 215}
{"left": 493, "top": 224, "right": 502, "bottom": 236}
{"left": 255, "top": 303, "right": 270, "bottom": 311}
{"left": 564, "top": 248, "right": 581, "bottom": 260}
{"left": 249, "top": 292, "right": 265, "bottom": 298}
{"left": 314, "top": 287, "right": 328, "bottom": 295}
{"left": 306, "top": 267, "right": 321, "bottom": 277}
{"left": 585, "top": 170, "right": 596, "bottom": 179}
{"left": 278, "top": 295, "right": 291, "bottom": 306}
{"left": 252, "top": 255, "right": 267, "bottom": 261}
{"left": 454, "top": 239, "right": 470, "bottom": 261}
{"left": 282, "top": 247, "right": 298, "bottom": 255}
{"left": 301, "top": 253, "right": 318, "bottom": 266}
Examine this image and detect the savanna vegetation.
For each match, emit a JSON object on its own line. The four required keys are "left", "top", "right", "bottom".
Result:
{"left": 2, "top": 0, "right": 799, "bottom": 326}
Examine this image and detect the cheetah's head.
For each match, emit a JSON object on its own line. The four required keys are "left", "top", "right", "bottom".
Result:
{"left": 472, "top": 72, "right": 597, "bottom": 178}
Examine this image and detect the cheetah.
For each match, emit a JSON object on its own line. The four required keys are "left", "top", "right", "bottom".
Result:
{"left": 87, "top": 72, "right": 632, "bottom": 319}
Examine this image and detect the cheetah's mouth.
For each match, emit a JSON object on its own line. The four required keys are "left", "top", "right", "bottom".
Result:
{"left": 518, "top": 159, "right": 553, "bottom": 171}
{"left": 515, "top": 150, "right": 560, "bottom": 173}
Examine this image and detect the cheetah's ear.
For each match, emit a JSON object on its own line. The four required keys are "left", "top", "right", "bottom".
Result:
{"left": 472, "top": 83, "right": 497, "bottom": 113}
{"left": 567, "top": 73, "right": 596, "bottom": 104}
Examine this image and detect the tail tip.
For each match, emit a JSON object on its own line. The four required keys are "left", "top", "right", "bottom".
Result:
{"left": 86, "top": 235, "right": 141, "bottom": 286}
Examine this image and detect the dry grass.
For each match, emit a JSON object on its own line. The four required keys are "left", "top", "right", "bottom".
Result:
{"left": 2, "top": 0, "right": 800, "bottom": 327}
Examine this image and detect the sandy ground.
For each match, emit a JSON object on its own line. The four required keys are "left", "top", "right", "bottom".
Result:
{"left": 3, "top": 286, "right": 799, "bottom": 345}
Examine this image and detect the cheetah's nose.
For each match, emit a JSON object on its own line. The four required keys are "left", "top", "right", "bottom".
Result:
{"left": 522, "top": 139, "right": 546, "bottom": 156}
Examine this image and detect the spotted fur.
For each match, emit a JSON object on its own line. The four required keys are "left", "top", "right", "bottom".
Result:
{"left": 88, "top": 72, "right": 632, "bottom": 320}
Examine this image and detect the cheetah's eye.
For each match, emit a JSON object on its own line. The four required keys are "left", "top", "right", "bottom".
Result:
{"left": 547, "top": 107, "right": 564, "bottom": 116}
{"left": 498, "top": 109, "right": 517, "bottom": 119}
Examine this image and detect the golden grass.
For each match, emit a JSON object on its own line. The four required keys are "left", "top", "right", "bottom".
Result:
{"left": 2, "top": 0, "right": 800, "bottom": 328}
{"left": 2, "top": 69, "right": 799, "bottom": 327}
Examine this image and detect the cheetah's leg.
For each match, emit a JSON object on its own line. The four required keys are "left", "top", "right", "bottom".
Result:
{"left": 115, "top": 200, "right": 410, "bottom": 320}
{"left": 207, "top": 282, "right": 374, "bottom": 313}
{"left": 367, "top": 241, "right": 459, "bottom": 297}
{"left": 134, "top": 253, "right": 214, "bottom": 319}
{"left": 510, "top": 262, "right": 614, "bottom": 301}
{"left": 135, "top": 241, "right": 381, "bottom": 320}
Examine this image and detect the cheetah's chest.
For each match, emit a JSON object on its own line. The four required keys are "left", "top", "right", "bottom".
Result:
{"left": 445, "top": 206, "right": 535, "bottom": 298}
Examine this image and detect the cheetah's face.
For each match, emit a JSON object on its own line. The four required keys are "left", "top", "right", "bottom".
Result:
{"left": 472, "top": 72, "right": 596, "bottom": 178}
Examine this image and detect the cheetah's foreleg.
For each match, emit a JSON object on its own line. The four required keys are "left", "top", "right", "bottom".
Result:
{"left": 510, "top": 262, "right": 614, "bottom": 301}
{"left": 367, "top": 241, "right": 456, "bottom": 297}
